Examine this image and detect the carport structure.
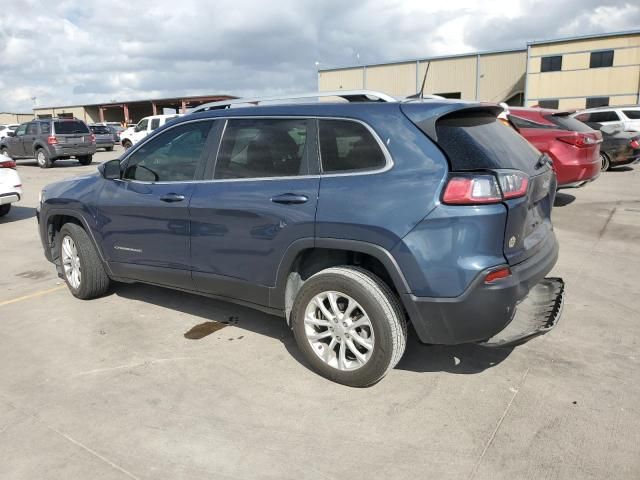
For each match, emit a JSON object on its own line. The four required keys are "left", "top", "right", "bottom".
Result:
{"left": 33, "top": 94, "right": 236, "bottom": 125}
{"left": 90, "top": 94, "right": 236, "bottom": 125}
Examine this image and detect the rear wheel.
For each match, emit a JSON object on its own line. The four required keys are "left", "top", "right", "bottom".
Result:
{"left": 36, "top": 148, "right": 52, "bottom": 168}
{"left": 291, "top": 266, "right": 407, "bottom": 387}
{"left": 122, "top": 139, "right": 132, "bottom": 150}
{"left": 58, "top": 223, "right": 110, "bottom": 299}
{"left": 600, "top": 152, "right": 610, "bottom": 172}
{"left": 0, "top": 204, "right": 10, "bottom": 217}
{"left": 0, "top": 147, "right": 10, "bottom": 159}
{"left": 78, "top": 155, "right": 93, "bottom": 166}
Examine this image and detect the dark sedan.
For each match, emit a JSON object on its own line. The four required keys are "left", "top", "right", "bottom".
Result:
{"left": 89, "top": 124, "right": 117, "bottom": 151}
{"left": 583, "top": 123, "right": 640, "bottom": 171}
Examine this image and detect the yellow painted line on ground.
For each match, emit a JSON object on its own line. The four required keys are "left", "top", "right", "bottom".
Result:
{"left": 0, "top": 285, "right": 65, "bottom": 307}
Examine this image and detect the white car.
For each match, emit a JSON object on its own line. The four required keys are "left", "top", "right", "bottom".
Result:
{"left": 0, "top": 153, "right": 22, "bottom": 217}
{"left": 119, "top": 114, "right": 181, "bottom": 149}
{"left": 571, "top": 106, "right": 640, "bottom": 133}
{"left": 0, "top": 124, "right": 20, "bottom": 140}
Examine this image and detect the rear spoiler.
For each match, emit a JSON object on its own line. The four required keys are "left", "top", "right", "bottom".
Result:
{"left": 401, "top": 102, "right": 503, "bottom": 142}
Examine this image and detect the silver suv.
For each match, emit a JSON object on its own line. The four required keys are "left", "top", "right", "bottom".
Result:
{"left": 0, "top": 118, "right": 96, "bottom": 168}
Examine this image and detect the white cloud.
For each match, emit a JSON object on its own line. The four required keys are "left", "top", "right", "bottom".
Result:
{"left": 0, "top": 0, "right": 637, "bottom": 111}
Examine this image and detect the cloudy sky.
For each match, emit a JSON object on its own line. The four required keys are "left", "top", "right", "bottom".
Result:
{"left": 0, "top": 0, "right": 638, "bottom": 111}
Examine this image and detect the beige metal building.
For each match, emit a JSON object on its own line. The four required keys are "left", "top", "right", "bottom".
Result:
{"left": 0, "top": 112, "right": 33, "bottom": 124}
{"left": 318, "top": 30, "right": 640, "bottom": 109}
{"left": 319, "top": 49, "right": 527, "bottom": 105}
{"left": 526, "top": 30, "right": 640, "bottom": 109}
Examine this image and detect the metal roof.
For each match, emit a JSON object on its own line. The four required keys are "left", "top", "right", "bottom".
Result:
{"left": 526, "top": 29, "right": 640, "bottom": 46}
{"left": 317, "top": 48, "right": 526, "bottom": 72}
{"left": 33, "top": 94, "right": 236, "bottom": 111}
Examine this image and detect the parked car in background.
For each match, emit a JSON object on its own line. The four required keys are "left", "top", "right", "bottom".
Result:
{"left": 89, "top": 124, "right": 116, "bottom": 151}
{"left": 0, "top": 118, "right": 96, "bottom": 168}
{"left": 595, "top": 125, "right": 640, "bottom": 171}
{"left": 0, "top": 152, "right": 22, "bottom": 217}
{"left": 571, "top": 106, "right": 640, "bottom": 133}
{"left": 119, "top": 114, "right": 181, "bottom": 149}
{"left": 36, "top": 92, "right": 564, "bottom": 387}
{"left": 108, "top": 125, "right": 125, "bottom": 143}
{"left": 506, "top": 107, "right": 602, "bottom": 188}
{"left": 0, "top": 124, "right": 20, "bottom": 140}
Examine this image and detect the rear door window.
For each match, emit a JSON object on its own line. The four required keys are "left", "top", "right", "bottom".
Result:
{"left": 54, "top": 120, "right": 90, "bottom": 134}
{"left": 585, "top": 111, "right": 620, "bottom": 123}
{"left": 150, "top": 118, "right": 161, "bottom": 130}
{"left": 318, "top": 119, "right": 386, "bottom": 173}
{"left": 25, "top": 123, "right": 38, "bottom": 135}
{"left": 435, "top": 111, "right": 541, "bottom": 175}
{"left": 40, "top": 123, "right": 51, "bottom": 134}
{"left": 622, "top": 110, "right": 640, "bottom": 120}
{"left": 214, "top": 118, "right": 309, "bottom": 179}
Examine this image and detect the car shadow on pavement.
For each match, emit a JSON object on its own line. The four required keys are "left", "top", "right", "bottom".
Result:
{"left": 0, "top": 205, "right": 36, "bottom": 223}
{"left": 607, "top": 166, "right": 634, "bottom": 172}
{"left": 554, "top": 192, "right": 576, "bottom": 207}
{"left": 113, "top": 283, "right": 512, "bottom": 377}
{"left": 395, "top": 334, "right": 514, "bottom": 375}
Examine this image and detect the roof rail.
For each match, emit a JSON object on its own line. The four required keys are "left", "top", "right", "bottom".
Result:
{"left": 190, "top": 90, "right": 396, "bottom": 113}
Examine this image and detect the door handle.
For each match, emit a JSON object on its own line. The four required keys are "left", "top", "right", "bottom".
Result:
{"left": 271, "top": 193, "right": 309, "bottom": 205}
{"left": 159, "top": 193, "right": 185, "bottom": 203}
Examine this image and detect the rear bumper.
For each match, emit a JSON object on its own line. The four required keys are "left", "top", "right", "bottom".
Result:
{"left": 556, "top": 161, "right": 600, "bottom": 188}
{"left": 0, "top": 192, "right": 20, "bottom": 205}
{"left": 51, "top": 145, "right": 97, "bottom": 157}
{"left": 402, "top": 233, "right": 560, "bottom": 345}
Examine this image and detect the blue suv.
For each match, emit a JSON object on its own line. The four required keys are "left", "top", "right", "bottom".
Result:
{"left": 37, "top": 91, "right": 564, "bottom": 387}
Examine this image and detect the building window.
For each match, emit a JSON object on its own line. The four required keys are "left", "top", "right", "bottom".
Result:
{"left": 540, "top": 55, "right": 562, "bottom": 72}
{"left": 586, "top": 97, "right": 609, "bottom": 109}
{"left": 434, "top": 92, "right": 461, "bottom": 99}
{"left": 589, "top": 50, "right": 614, "bottom": 68}
{"left": 538, "top": 99, "right": 559, "bottom": 109}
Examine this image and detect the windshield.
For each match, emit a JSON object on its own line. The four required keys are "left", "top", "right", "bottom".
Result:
{"left": 54, "top": 120, "right": 90, "bottom": 134}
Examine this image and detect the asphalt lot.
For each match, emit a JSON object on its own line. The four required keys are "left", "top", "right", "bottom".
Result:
{"left": 1, "top": 147, "right": 639, "bottom": 479}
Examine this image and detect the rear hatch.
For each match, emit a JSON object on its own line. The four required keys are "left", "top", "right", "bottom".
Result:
{"left": 90, "top": 125, "right": 113, "bottom": 141}
{"left": 402, "top": 102, "right": 557, "bottom": 266}
{"left": 53, "top": 120, "right": 92, "bottom": 147}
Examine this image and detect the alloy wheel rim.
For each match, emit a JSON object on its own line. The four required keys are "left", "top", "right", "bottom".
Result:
{"left": 37, "top": 151, "right": 45, "bottom": 165}
{"left": 600, "top": 154, "right": 609, "bottom": 171}
{"left": 304, "top": 291, "right": 375, "bottom": 371}
{"left": 61, "top": 236, "right": 81, "bottom": 289}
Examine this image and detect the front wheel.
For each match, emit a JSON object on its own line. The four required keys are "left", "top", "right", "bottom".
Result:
{"left": 0, "top": 147, "right": 11, "bottom": 159}
{"left": 58, "top": 223, "right": 110, "bottom": 299}
{"left": 78, "top": 155, "right": 93, "bottom": 166}
{"left": 0, "top": 204, "right": 10, "bottom": 217}
{"left": 600, "top": 152, "right": 610, "bottom": 172}
{"left": 122, "top": 139, "right": 132, "bottom": 150}
{"left": 291, "top": 266, "right": 407, "bottom": 387}
{"left": 36, "top": 148, "right": 52, "bottom": 168}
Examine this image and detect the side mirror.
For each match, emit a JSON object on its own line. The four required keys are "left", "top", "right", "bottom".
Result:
{"left": 100, "top": 159, "right": 122, "bottom": 179}
{"left": 6, "top": 131, "right": 16, "bottom": 137}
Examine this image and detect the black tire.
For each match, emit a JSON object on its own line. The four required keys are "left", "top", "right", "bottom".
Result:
{"left": 122, "top": 140, "right": 132, "bottom": 150}
{"left": 0, "top": 204, "right": 10, "bottom": 217}
{"left": 105, "top": 146, "right": 114, "bottom": 152}
{"left": 600, "top": 152, "right": 610, "bottom": 172}
{"left": 78, "top": 155, "right": 93, "bottom": 166}
{"left": 36, "top": 148, "right": 52, "bottom": 168}
{"left": 58, "top": 223, "right": 110, "bottom": 299}
{"left": 291, "top": 266, "right": 407, "bottom": 387}
{"left": 0, "top": 147, "right": 11, "bottom": 159}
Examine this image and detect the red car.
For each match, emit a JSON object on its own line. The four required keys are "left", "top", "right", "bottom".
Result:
{"left": 506, "top": 107, "right": 602, "bottom": 188}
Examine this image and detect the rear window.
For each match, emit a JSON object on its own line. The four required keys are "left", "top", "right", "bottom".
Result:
{"left": 435, "top": 112, "right": 541, "bottom": 175}
{"left": 54, "top": 120, "right": 90, "bottom": 135}
{"left": 623, "top": 110, "right": 640, "bottom": 120}
{"left": 543, "top": 114, "right": 593, "bottom": 132}
{"left": 90, "top": 125, "right": 110, "bottom": 134}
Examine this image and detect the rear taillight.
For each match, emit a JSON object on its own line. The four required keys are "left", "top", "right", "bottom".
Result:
{"left": 89, "top": 134, "right": 96, "bottom": 143}
{"left": 47, "top": 135, "right": 58, "bottom": 145}
{"left": 443, "top": 171, "right": 529, "bottom": 205}
{"left": 630, "top": 138, "right": 640, "bottom": 150}
{"left": 442, "top": 175, "right": 502, "bottom": 205}
{"left": 498, "top": 171, "right": 529, "bottom": 199}
{"left": 557, "top": 133, "right": 599, "bottom": 147}
{"left": 0, "top": 159, "right": 16, "bottom": 169}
